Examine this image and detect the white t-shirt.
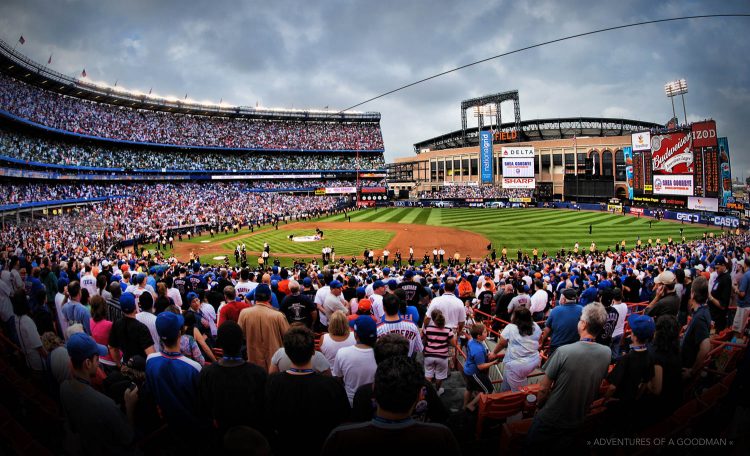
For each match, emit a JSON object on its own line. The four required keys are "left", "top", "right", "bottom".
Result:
{"left": 16, "top": 315, "right": 44, "bottom": 371}
{"left": 80, "top": 273, "right": 98, "bottom": 297}
{"left": 611, "top": 302, "right": 628, "bottom": 338}
{"left": 49, "top": 346, "right": 72, "bottom": 384}
{"left": 167, "top": 288, "right": 183, "bottom": 309}
{"left": 332, "top": 345, "right": 377, "bottom": 405}
{"left": 135, "top": 311, "right": 159, "bottom": 349}
{"left": 200, "top": 303, "right": 218, "bottom": 338}
{"left": 426, "top": 293, "right": 466, "bottom": 330}
{"left": 0, "top": 279, "right": 12, "bottom": 322}
{"left": 55, "top": 292, "right": 69, "bottom": 336}
{"left": 314, "top": 286, "right": 331, "bottom": 326}
{"left": 501, "top": 323, "right": 542, "bottom": 361}
{"left": 369, "top": 293, "right": 385, "bottom": 321}
{"left": 530, "top": 290, "right": 548, "bottom": 314}
{"left": 320, "top": 332, "right": 356, "bottom": 366}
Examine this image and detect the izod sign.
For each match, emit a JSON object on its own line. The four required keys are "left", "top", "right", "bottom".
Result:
{"left": 691, "top": 120, "right": 718, "bottom": 148}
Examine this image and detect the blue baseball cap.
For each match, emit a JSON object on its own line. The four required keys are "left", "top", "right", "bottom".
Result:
{"left": 404, "top": 270, "right": 415, "bottom": 279}
{"left": 373, "top": 280, "right": 385, "bottom": 289}
{"left": 119, "top": 292, "right": 137, "bottom": 313}
{"left": 186, "top": 292, "right": 199, "bottom": 303}
{"left": 156, "top": 312, "right": 185, "bottom": 340}
{"left": 67, "top": 332, "right": 108, "bottom": 363}
{"left": 383, "top": 267, "right": 390, "bottom": 274}
{"left": 255, "top": 284, "right": 272, "bottom": 300}
{"left": 352, "top": 315, "right": 377, "bottom": 341}
{"left": 387, "top": 279, "right": 398, "bottom": 290}
{"left": 302, "top": 277, "right": 312, "bottom": 287}
{"left": 329, "top": 280, "right": 343, "bottom": 289}
{"left": 712, "top": 255, "right": 727, "bottom": 267}
{"left": 628, "top": 314, "right": 655, "bottom": 341}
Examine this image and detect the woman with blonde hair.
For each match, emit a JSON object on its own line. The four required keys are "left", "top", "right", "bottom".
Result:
{"left": 320, "top": 310, "right": 355, "bottom": 366}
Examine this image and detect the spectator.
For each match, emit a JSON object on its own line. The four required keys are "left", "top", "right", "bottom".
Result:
{"left": 265, "top": 324, "right": 350, "bottom": 454}
{"left": 644, "top": 315, "right": 683, "bottom": 423}
{"left": 463, "top": 323, "right": 499, "bottom": 411}
{"left": 323, "top": 356, "right": 460, "bottom": 455}
{"left": 279, "top": 279, "right": 317, "bottom": 328}
{"left": 59, "top": 333, "right": 138, "bottom": 455}
{"left": 199, "top": 321, "right": 267, "bottom": 436}
{"left": 538, "top": 288, "right": 582, "bottom": 358}
{"left": 88, "top": 295, "right": 116, "bottom": 372}
{"left": 645, "top": 270, "right": 680, "bottom": 319}
{"left": 422, "top": 309, "right": 454, "bottom": 396}
{"left": 108, "top": 292, "right": 155, "bottom": 368}
{"left": 681, "top": 275, "right": 712, "bottom": 379}
{"left": 320, "top": 310, "right": 356, "bottom": 366}
{"left": 332, "top": 315, "right": 378, "bottom": 405}
{"left": 492, "top": 307, "right": 542, "bottom": 392}
{"left": 237, "top": 284, "right": 290, "bottom": 371}
{"left": 376, "top": 293, "right": 423, "bottom": 357}
{"left": 12, "top": 289, "right": 46, "bottom": 375}
{"left": 708, "top": 255, "right": 732, "bottom": 332}
{"left": 526, "top": 302, "right": 611, "bottom": 452}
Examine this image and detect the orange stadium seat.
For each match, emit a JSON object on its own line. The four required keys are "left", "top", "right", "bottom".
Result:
{"left": 475, "top": 390, "right": 527, "bottom": 439}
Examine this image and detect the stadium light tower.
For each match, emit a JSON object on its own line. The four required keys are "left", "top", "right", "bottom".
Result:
{"left": 664, "top": 79, "right": 688, "bottom": 126}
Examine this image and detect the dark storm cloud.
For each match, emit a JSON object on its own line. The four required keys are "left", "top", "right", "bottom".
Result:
{"left": 1, "top": 0, "right": 748, "bottom": 178}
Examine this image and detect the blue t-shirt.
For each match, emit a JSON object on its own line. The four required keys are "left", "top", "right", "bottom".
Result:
{"left": 145, "top": 351, "right": 202, "bottom": 428}
{"left": 463, "top": 339, "right": 487, "bottom": 376}
{"left": 546, "top": 303, "right": 583, "bottom": 348}
{"left": 738, "top": 271, "right": 750, "bottom": 308}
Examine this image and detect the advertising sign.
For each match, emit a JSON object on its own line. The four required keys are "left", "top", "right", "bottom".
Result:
{"left": 631, "top": 131, "right": 651, "bottom": 151}
{"left": 643, "top": 151, "right": 653, "bottom": 194}
{"left": 623, "top": 146, "right": 633, "bottom": 199}
{"left": 325, "top": 187, "right": 357, "bottom": 194}
{"left": 502, "top": 177, "right": 535, "bottom": 189}
{"left": 651, "top": 131, "right": 693, "bottom": 175}
{"left": 500, "top": 146, "right": 535, "bottom": 158}
{"left": 687, "top": 196, "right": 719, "bottom": 212}
{"left": 632, "top": 151, "right": 643, "bottom": 192}
{"left": 653, "top": 175, "right": 694, "bottom": 196}
{"left": 691, "top": 120, "right": 718, "bottom": 148}
{"left": 480, "top": 131, "right": 493, "bottom": 183}
{"left": 718, "top": 137, "right": 732, "bottom": 207}
{"left": 502, "top": 158, "right": 534, "bottom": 177}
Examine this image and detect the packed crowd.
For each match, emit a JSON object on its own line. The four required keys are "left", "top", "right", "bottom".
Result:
{"left": 0, "top": 180, "right": 384, "bottom": 206}
{"left": 420, "top": 186, "right": 534, "bottom": 199}
{"left": 0, "top": 183, "right": 351, "bottom": 259}
{"left": 0, "top": 204, "right": 748, "bottom": 452}
{"left": 0, "top": 128, "right": 386, "bottom": 171}
{"left": 0, "top": 74, "right": 384, "bottom": 150}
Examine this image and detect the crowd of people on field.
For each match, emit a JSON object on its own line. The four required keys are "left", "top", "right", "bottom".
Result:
{"left": 1, "top": 200, "right": 748, "bottom": 452}
{"left": 0, "top": 73, "right": 384, "bottom": 150}
{"left": 0, "top": 127, "right": 386, "bottom": 171}
{"left": 419, "top": 186, "right": 534, "bottom": 199}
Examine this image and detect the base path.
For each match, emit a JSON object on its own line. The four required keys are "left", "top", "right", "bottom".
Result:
{"left": 171, "top": 221, "right": 493, "bottom": 262}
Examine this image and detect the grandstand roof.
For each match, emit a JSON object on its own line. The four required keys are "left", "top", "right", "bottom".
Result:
{"left": 0, "top": 38, "right": 379, "bottom": 123}
{"left": 414, "top": 117, "right": 662, "bottom": 153}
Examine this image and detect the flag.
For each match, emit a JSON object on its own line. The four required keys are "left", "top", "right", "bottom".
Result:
{"left": 18, "top": 36, "right": 25, "bottom": 45}
{"left": 256, "top": 100, "right": 259, "bottom": 107}
{"left": 47, "top": 54, "right": 52, "bottom": 65}
{"left": 184, "top": 93, "right": 188, "bottom": 100}
{"left": 114, "top": 80, "right": 118, "bottom": 87}
{"left": 81, "top": 69, "right": 87, "bottom": 78}
{"left": 324, "top": 105, "right": 328, "bottom": 109}
{"left": 148, "top": 87, "right": 152, "bottom": 95}
{"left": 219, "top": 98, "right": 222, "bottom": 104}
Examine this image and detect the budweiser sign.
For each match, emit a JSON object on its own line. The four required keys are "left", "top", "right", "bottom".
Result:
{"left": 651, "top": 131, "right": 693, "bottom": 175}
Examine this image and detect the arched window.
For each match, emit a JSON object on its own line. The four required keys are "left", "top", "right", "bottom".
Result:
{"left": 615, "top": 149, "right": 626, "bottom": 181}
{"left": 602, "top": 150, "right": 613, "bottom": 177}
{"left": 589, "top": 150, "right": 600, "bottom": 175}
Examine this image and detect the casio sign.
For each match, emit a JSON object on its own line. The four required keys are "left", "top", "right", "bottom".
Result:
{"left": 676, "top": 213, "right": 700, "bottom": 223}
{"left": 713, "top": 216, "right": 739, "bottom": 228}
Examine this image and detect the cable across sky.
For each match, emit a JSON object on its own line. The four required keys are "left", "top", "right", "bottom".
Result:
{"left": 339, "top": 13, "right": 750, "bottom": 113}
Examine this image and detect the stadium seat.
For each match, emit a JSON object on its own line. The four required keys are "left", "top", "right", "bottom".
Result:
{"left": 475, "top": 391, "right": 527, "bottom": 439}
{"left": 696, "top": 383, "right": 728, "bottom": 408}
{"left": 499, "top": 418, "right": 534, "bottom": 454}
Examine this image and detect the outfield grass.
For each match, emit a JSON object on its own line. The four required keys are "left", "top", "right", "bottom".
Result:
{"left": 221, "top": 228, "right": 395, "bottom": 257}
{"left": 318, "top": 207, "right": 722, "bottom": 253}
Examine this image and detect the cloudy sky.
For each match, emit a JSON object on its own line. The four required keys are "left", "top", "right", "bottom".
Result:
{"left": 2, "top": 0, "right": 749, "bottom": 178}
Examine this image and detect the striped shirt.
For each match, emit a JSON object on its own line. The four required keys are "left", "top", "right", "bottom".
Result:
{"left": 376, "top": 319, "right": 423, "bottom": 356}
{"left": 423, "top": 324, "right": 453, "bottom": 359}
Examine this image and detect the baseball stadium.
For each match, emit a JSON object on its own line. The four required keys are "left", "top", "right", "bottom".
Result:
{"left": 0, "top": 18, "right": 748, "bottom": 456}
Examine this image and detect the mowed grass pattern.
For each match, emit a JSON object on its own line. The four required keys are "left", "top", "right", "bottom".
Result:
{"left": 222, "top": 229, "right": 395, "bottom": 256}
{"left": 319, "top": 207, "right": 722, "bottom": 253}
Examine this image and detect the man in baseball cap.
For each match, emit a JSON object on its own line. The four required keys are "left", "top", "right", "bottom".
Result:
{"left": 60, "top": 332, "right": 138, "bottom": 454}
{"left": 645, "top": 270, "right": 679, "bottom": 320}
{"left": 145, "top": 311, "right": 203, "bottom": 431}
